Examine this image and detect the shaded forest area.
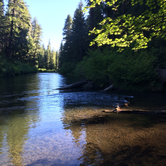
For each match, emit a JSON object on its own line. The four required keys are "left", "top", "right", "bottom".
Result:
{"left": 0, "top": 0, "right": 58, "bottom": 77}
{"left": 59, "top": 0, "right": 166, "bottom": 91}
{"left": 1, "top": 0, "right": 166, "bottom": 91}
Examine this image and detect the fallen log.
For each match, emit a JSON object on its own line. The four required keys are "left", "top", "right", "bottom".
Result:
{"left": 102, "top": 109, "right": 166, "bottom": 115}
{"left": 56, "top": 80, "right": 88, "bottom": 90}
{"left": 104, "top": 84, "right": 113, "bottom": 91}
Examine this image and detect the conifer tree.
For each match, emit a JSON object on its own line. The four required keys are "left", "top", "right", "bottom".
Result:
{"left": 58, "top": 42, "right": 63, "bottom": 69}
{"left": 61, "top": 15, "right": 73, "bottom": 63}
{"left": 63, "top": 14, "right": 73, "bottom": 42}
{"left": 55, "top": 51, "right": 59, "bottom": 70}
{"left": 71, "top": 1, "right": 88, "bottom": 61}
{"left": 6, "top": 0, "right": 31, "bottom": 58}
{"left": 0, "top": 0, "right": 5, "bottom": 53}
{"left": 31, "top": 17, "right": 42, "bottom": 65}
{"left": 38, "top": 44, "right": 45, "bottom": 68}
{"left": 59, "top": 1, "right": 89, "bottom": 74}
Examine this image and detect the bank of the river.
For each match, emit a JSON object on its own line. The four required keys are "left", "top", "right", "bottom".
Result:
{"left": 38, "top": 68, "right": 57, "bottom": 72}
{"left": 0, "top": 57, "right": 38, "bottom": 78}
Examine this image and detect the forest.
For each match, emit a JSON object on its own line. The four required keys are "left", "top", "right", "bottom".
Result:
{"left": 0, "top": 0, "right": 58, "bottom": 77}
{"left": 1, "top": 0, "right": 166, "bottom": 91}
{"left": 59, "top": 0, "right": 166, "bottom": 91}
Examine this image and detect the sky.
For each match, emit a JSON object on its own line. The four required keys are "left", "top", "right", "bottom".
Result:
{"left": 23, "top": 0, "right": 87, "bottom": 51}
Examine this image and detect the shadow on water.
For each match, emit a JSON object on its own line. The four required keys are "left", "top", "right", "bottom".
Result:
{"left": 58, "top": 77, "right": 166, "bottom": 165}
{"left": 62, "top": 106, "right": 166, "bottom": 166}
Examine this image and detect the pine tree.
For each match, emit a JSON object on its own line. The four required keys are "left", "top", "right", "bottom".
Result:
{"left": 55, "top": 51, "right": 59, "bottom": 70}
{"left": 58, "top": 42, "right": 63, "bottom": 69}
{"left": 38, "top": 44, "right": 45, "bottom": 68}
{"left": 63, "top": 14, "right": 72, "bottom": 42}
{"left": 31, "top": 17, "right": 42, "bottom": 65}
{"left": 6, "top": 0, "right": 31, "bottom": 58}
{"left": 71, "top": 1, "right": 88, "bottom": 61}
{"left": 59, "top": 1, "right": 89, "bottom": 74}
{"left": 61, "top": 15, "right": 73, "bottom": 63}
{"left": 0, "top": 0, "right": 5, "bottom": 53}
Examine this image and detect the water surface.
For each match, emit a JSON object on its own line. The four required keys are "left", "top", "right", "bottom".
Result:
{"left": 0, "top": 73, "right": 166, "bottom": 166}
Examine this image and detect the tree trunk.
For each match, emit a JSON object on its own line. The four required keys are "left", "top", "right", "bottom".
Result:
{"left": 56, "top": 80, "right": 88, "bottom": 90}
{"left": 104, "top": 84, "right": 114, "bottom": 91}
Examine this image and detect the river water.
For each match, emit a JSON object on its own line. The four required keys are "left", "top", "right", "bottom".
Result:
{"left": 0, "top": 73, "right": 166, "bottom": 166}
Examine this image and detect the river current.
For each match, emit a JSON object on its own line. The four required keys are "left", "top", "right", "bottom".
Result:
{"left": 0, "top": 73, "right": 166, "bottom": 166}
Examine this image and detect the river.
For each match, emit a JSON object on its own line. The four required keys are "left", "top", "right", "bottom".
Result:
{"left": 0, "top": 73, "right": 166, "bottom": 166}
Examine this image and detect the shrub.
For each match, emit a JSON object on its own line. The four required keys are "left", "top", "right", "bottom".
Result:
{"left": 0, "top": 57, "right": 37, "bottom": 78}
{"left": 75, "top": 47, "right": 160, "bottom": 91}
{"left": 75, "top": 48, "right": 110, "bottom": 88}
{"left": 107, "top": 49, "right": 159, "bottom": 91}
{"left": 59, "top": 62, "right": 76, "bottom": 76}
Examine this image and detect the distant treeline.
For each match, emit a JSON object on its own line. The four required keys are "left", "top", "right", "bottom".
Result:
{"left": 0, "top": 0, "right": 58, "bottom": 77}
{"left": 59, "top": 0, "right": 166, "bottom": 91}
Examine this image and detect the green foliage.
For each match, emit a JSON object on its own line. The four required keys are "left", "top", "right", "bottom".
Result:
{"left": 59, "top": 62, "right": 76, "bottom": 76}
{"left": 107, "top": 49, "right": 159, "bottom": 91}
{"left": 75, "top": 48, "right": 110, "bottom": 87}
{"left": 0, "top": 57, "right": 37, "bottom": 78}
{"left": 85, "top": 0, "right": 166, "bottom": 51}
{"left": 148, "top": 38, "right": 166, "bottom": 69}
{"left": 75, "top": 48, "right": 160, "bottom": 91}
{"left": 38, "top": 41, "right": 57, "bottom": 70}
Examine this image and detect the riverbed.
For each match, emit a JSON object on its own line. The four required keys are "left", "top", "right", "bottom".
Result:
{"left": 0, "top": 73, "right": 166, "bottom": 166}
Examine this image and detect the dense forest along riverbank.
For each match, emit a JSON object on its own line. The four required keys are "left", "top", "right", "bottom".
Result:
{"left": 0, "top": 73, "right": 166, "bottom": 166}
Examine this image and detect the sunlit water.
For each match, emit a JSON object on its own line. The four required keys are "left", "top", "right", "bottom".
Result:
{"left": 0, "top": 73, "right": 166, "bottom": 166}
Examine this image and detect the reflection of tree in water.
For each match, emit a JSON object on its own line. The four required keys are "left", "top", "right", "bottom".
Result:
{"left": 100, "top": 145, "right": 160, "bottom": 166}
{"left": 69, "top": 124, "right": 83, "bottom": 146}
{"left": 6, "top": 116, "right": 29, "bottom": 165}
{"left": 0, "top": 74, "right": 41, "bottom": 166}
{"left": 79, "top": 143, "right": 103, "bottom": 166}
{"left": 62, "top": 108, "right": 166, "bottom": 166}
{"left": 0, "top": 118, "right": 5, "bottom": 155}
{"left": 6, "top": 113, "right": 39, "bottom": 166}
{"left": 62, "top": 107, "right": 105, "bottom": 165}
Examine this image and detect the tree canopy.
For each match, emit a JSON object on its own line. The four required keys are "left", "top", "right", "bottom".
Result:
{"left": 85, "top": 0, "right": 166, "bottom": 50}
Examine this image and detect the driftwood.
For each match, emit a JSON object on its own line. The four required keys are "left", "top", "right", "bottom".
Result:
{"left": 56, "top": 80, "right": 88, "bottom": 90}
{"left": 102, "top": 109, "right": 166, "bottom": 115}
{"left": 104, "top": 84, "right": 114, "bottom": 91}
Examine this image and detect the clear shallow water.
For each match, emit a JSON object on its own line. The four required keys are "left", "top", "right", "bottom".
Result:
{"left": 0, "top": 73, "right": 166, "bottom": 166}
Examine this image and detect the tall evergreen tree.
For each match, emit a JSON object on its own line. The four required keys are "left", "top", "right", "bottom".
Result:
{"left": 0, "top": 0, "right": 5, "bottom": 53}
{"left": 59, "top": 1, "right": 89, "bottom": 74}
{"left": 55, "top": 51, "right": 59, "bottom": 70}
{"left": 6, "top": 0, "right": 31, "bottom": 58}
{"left": 58, "top": 42, "right": 63, "bottom": 69}
{"left": 63, "top": 14, "right": 73, "bottom": 42}
{"left": 38, "top": 44, "right": 45, "bottom": 68}
{"left": 61, "top": 15, "right": 73, "bottom": 63}
{"left": 31, "top": 17, "right": 42, "bottom": 65}
{"left": 71, "top": 1, "right": 88, "bottom": 61}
